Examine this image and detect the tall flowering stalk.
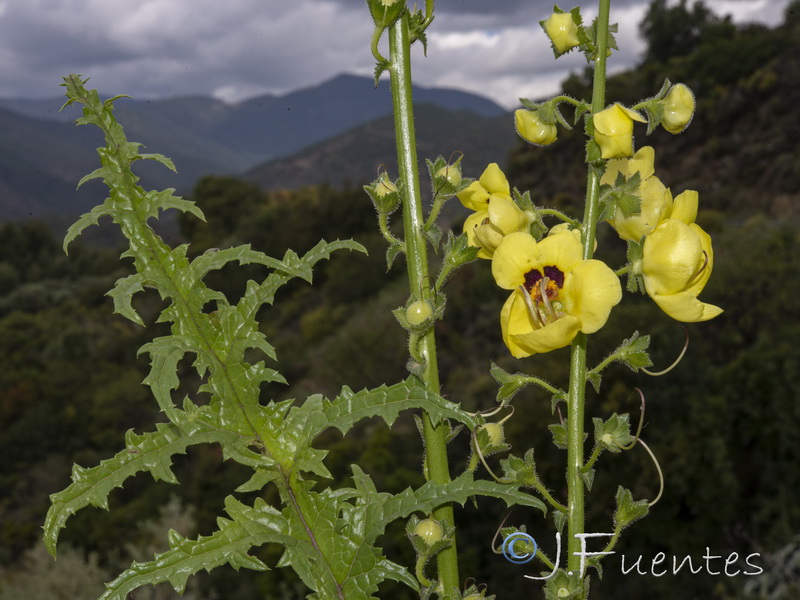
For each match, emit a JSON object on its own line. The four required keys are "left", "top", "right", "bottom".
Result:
{"left": 366, "top": 0, "right": 719, "bottom": 598}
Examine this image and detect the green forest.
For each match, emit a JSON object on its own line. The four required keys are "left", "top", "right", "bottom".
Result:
{"left": 1, "top": 1, "right": 799, "bottom": 599}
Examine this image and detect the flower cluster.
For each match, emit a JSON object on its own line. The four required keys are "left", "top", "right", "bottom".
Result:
{"left": 457, "top": 164, "right": 530, "bottom": 259}
{"left": 603, "top": 146, "right": 722, "bottom": 322}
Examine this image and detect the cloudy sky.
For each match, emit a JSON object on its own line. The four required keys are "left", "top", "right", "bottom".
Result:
{"left": 0, "top": 0, "right": 791, "bottom": 109}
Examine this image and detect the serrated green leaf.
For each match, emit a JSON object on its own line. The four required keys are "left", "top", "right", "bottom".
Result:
{"left": 63, "top": 203, "right": 115, "bottom": 252}
{"left": 44, "top": 421, "right": 237, "bottom": 556}
{"left": 386, "top": 240, "right": 405, "bottom": 270}
{"left": 106, "top": 273, "right": 145, "bottom": 325}
{"left": 98, "top": 497, "right": 284, "bottom": 600}
{"left": 321, "top": 379, "right": 480, "bottom": 435}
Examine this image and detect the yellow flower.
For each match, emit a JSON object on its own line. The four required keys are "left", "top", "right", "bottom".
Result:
{"left": 593, "top": 104, "right": 646, "bottom": 159}
{"left": 492, "top": 231, "right": 622, "bottom": 357}
{"left": 542, "top": 12, "right": 580, "bottom": 54}
{"left": 601, "top": 146, "right": 672, "bottom": 242}
{"left": 515, "top": 109, "right": 557, "bottom": 146}
{"left": 641, "top": 218, "right": 722, "bottom": 322}
{"left": 457, "top": 163, "right": 510, "bottom": 211}
{"left": 662, "top": 83, "right": 695, "bottom": 134}
{"left": 458, "top": 164, "right": 528, "bottom": 258}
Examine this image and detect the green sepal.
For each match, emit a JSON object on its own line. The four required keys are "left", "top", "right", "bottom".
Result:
{"left": 490, "top": 362, "right": 545, "bottom": 404}
{"left": 593, "top": 413, "right": 634, "bottom": 453}
{"left": 366, "top": 0, "right": 406, "bottom": 28}
{"left": 641, "top": 78, "right": 672, "bottom": 134}
{"left": 548, "top": 423, "right": 568, "bottom": 449}
{"left": 626, "top": 241, "right": 645, "bottom": 293}
{"left": 614, "top": 486, "right": 649, "bottom": 530}
{"left": 544, "top": 569, "right": 586, "bottom": 600}
{"left": 613, "top": 331, "right": 653, "bottom": 372}
{"left": 408, "top": 8, "right": 430, "bottom": 53}
{"left": 499, "top": 449, "right": 540, "bottom": 488}
{"left": 436, "top": 231, "right": 479, "bottom": 289}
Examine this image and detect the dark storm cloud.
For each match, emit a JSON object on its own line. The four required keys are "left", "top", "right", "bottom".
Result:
{"left": 0, "top": 0, "right": 791, "bottom": 107}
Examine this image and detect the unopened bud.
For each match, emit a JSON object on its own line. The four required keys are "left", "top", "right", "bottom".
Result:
{"left": 515, "top": 109, "right": 557, "bottom": 146}
{"left": 541, "top": 11, "right": 580, "bottom": 54}
{"left": 661, "top": 83, "right": 695, "bottom": 134}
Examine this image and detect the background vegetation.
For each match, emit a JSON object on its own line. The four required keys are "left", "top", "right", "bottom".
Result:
{"left": 1, "top": 1, "right": 798, "bottom": 598}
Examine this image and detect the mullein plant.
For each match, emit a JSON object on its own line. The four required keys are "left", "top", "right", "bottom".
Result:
{"left": 363, "top": 0, "right": 720, "bottom": 599}
{"left": 44, "top": 48, "right": 543, "bottom": 600}
{"left": 43, "top": 3, "right": 719, "bottom": 600}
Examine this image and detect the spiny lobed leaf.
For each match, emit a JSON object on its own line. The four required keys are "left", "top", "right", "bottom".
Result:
{"left": 271, "top": 467, "right": 545, "bottom": 599}
{"left": 99, "top": 497, "right": 290, "bottom": 600}
{"left": 43, "top": 416, "right": 239, "bottom": 556}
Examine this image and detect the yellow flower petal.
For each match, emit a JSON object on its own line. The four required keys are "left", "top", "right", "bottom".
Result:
{"left": 463, "top": 210, "right": 493, "bottom": 259}
{"left": 669, "top": 190, "right": 698, "bottom": 224}
{"left": 561, "top": 260, "right": 622, "bottom": 333}
{"left": 536, "top": 230, "right": 583, "bottom": 272}
{"left": 593, "top": 104, "right": 645, "bottom": 159}
{"left": 642, "top": 219, "right": 702, "bottom": 296}
{"left": 510, "top": 314, "right": 582, "bottom": 355}
{"left": 684, "top": 223, "right": 714, "bottom": 294}
{"left": 457, "top": 181, "right": 490, "bottom": 211}
{"left": 600, "top": 146, "right": 655, "bottom": 186}
{"left": 649, "top": 290, "right": 723, "bottom": 322}
{"left": 479, "top": 163, "right": 511, "bottom": 197}
{"left": 488, "top": 195, "right": 528, "bottom": 235}
{"left": 492, "top": 232, "right": 539, "bottom": 290}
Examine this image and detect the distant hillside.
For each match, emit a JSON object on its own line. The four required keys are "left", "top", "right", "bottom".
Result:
{"left": 243, "top": 104, "right": 516, "bottom": 195}
{"left": 0, "top": 74, "right": 505, "bottom": 222}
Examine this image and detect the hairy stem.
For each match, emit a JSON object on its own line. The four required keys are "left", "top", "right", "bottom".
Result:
{"left": 388, "top": 12, "right": 460, "bottom": 592}
{"left": 566, "top": 0, "right": 612, "bottom": 578}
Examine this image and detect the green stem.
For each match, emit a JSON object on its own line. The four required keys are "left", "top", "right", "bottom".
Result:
{"left": 424, "top": 190, "right": 447, "bottom": 232}
{"left": 537, "top": 208, "right": 582, "bottom": 228}
{"left": 566, "top": 0, "right": 612, "bottom": 577}
{"left": 388, "top": 12, "right": 460, "bottom": 593}
{"left": 519, "top": 375, "right": 563, "bottom": 397}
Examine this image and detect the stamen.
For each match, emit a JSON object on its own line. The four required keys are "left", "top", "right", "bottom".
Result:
{"left": 539, "top": 277, "right": 559, "bottom": 322}
{"left": 517, "top": 285, "right": 545, "bottom": 328}
{"left": 685, "top": 251, "right": 709, "bottom": 286}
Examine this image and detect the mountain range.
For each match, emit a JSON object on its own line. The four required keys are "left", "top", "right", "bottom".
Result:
{"left": 0, "top": 74, "right": 511, "bottom": 222}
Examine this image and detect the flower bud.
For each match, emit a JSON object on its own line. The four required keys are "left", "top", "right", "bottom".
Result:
{"left": 414, "top": 518, "right": 444, "bottom": 546}
{"left": 515, "top": 109, "right": 557, "bottom": 146}
{"left": 541, "top": 11, "right": 580, "bottom": 54}
{"left": 405, "top": 300, "right": 433, "bottom": 326}
{"left": 375, "top": 173, "right": 398, "bottom": 197}
{"left": 661, "top": 83, "right": 695, "bottom": 134}
{"left": 593, "top": 103, "right": 646, "bottom": 159}
{"left": 436, "top": 163, "right": 462, "bottom": 187}
{"left": 478, "top": 423, "right": 505, "bottom": 446}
